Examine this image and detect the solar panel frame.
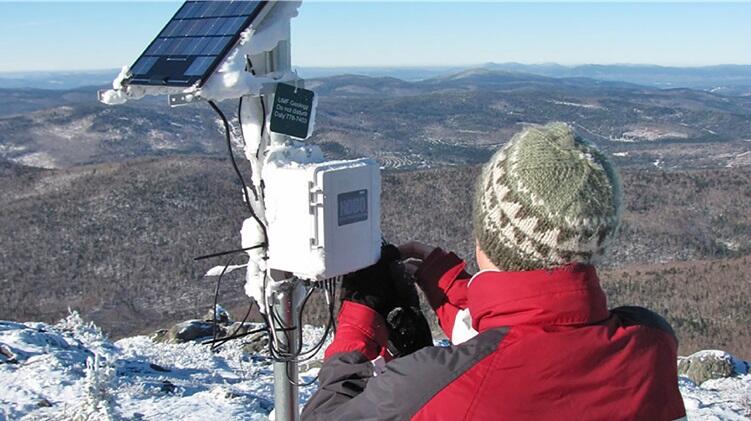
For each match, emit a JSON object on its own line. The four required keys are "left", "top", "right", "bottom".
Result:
{"left": 127, "top": 1, "right": 268, "bottom": 88}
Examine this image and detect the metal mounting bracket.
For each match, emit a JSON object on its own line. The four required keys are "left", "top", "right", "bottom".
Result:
{"left": 168, "top": 93, "right": 203, "bottom": 107}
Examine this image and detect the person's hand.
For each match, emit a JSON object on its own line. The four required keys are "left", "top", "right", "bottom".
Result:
{"left": 341, "top": 243, "right": 435, "bottom": 356}
{"left": 398, "top": 241, "right": 435, "bottom": 260}
{"left": 389, "top": 242, "right": 436, "bottom": 355}
{"left": 340, "top": 245, "right": 402, "bottom": 317}
{"left": 398, "top": 241, "right": 436, "bottom": 278}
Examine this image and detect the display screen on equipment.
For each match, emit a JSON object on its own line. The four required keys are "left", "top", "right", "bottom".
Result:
{"left": 127, "top": 1, "right": 267, "bottom": 87}
{"left": 338, "top": 190, "right": 369, "bottom": 226}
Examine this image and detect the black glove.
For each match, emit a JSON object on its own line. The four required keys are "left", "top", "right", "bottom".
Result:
{"left": 385, "top": 306, "right": 434, "bottom": 358}
{"left": 341, "top": 244, "right": 433, "bottom": 356}
{"left": 340, "top": 244, "right": 402, "bottom": 317}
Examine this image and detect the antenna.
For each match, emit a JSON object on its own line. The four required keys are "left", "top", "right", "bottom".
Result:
{"left": 99, "top": 2, "right": 382, "bottom": 420}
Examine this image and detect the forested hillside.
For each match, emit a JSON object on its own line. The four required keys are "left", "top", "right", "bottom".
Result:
{"left": 1, "top": 157, "right": 749, "bottom": 357}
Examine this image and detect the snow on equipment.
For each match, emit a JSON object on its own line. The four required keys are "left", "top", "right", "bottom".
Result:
{"left": 264, "top": 158, "right": 381, "bottom": 281}
{"left": 98, "top": 2, "right": 381, "bottom": 420}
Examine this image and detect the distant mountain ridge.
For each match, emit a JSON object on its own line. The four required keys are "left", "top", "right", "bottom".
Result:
{"left": 482, "top": 63, "right": 751, "bottom": 94}
{"left": 1, "top": 68, "right": 750, "bottom": 170}
{"left": 3, "top": 63, "right": 750, "bottom": 94}
{"left": 300, "top": 64, "right": 751, "bottom": 96}
{"left": 0, "top": 69, "right": 118, "bottom": 90}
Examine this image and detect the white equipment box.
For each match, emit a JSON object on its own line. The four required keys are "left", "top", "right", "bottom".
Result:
{"left": 264, "top": 158, "right": 381, "bottom": 280}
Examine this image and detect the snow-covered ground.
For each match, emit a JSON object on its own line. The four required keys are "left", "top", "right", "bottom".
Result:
{"left": 680, "top": 351, "right": 751, "bottom": 420}
{"left": 1, "top": 313, "right": 749, "bottom": 420}
{"left": 0, "top": 313, "right": 325, "bottom": 420}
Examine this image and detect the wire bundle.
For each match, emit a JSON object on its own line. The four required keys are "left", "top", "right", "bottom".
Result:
{"left": 199, "top": 99, "right": 337, "bottom": 386}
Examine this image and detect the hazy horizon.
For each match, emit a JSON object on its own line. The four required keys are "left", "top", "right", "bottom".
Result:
{"left": 1, "top": 62, "right": 750, "bottom": 77}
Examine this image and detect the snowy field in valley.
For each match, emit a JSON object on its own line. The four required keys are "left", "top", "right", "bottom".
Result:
{"left": 1, "top": 313, "right": 749, "bottom": 420}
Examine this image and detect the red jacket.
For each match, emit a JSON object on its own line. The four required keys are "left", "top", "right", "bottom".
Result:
{"left": 303, "top": 249, "right": 687, "bottom": 421}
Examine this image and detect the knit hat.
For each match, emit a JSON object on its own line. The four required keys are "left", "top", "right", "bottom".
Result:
{"left": 473, "top": 122, "right": 622, "bottom": 271}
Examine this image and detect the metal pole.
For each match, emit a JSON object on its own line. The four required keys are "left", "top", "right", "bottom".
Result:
{"left": 267, "top": 23, "right": 301, "bottom": 421}
{"left": 271, "top": 279, "right": 305, "bottom": 421}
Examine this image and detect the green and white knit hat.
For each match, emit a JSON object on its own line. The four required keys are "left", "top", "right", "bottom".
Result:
{"left": 473, "top": 122, "right": 622, "bottom": 271}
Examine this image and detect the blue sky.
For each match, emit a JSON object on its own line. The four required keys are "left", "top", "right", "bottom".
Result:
{"left": 0, "top": 1, "right": 749, "bottom": 73}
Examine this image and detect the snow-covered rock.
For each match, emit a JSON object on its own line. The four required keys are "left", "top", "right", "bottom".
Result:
{"left": 678, "top": 350, "right": 747, "bottom": 385}
{"left": 161, "top": 320, "right": 223, "bottom": 344}
{"left": 1, "top": 314, "right": 749, "bottom": 420}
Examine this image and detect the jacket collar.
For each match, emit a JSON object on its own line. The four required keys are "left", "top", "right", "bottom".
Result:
{"left": 467, "top": 264, "right": 609, "bottom": 332}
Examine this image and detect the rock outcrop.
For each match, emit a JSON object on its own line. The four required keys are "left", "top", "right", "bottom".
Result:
{"left": 678, "top": 350, "right": 748, "bottom": 385}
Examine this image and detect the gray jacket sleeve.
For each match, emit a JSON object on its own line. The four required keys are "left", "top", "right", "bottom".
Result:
{"left": 301, "top": 351, "right": 376, "bottom": 420}
{"left": 301, "top": 328, "right": 507, "bottom": 421}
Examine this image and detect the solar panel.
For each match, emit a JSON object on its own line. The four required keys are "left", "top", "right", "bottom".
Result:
{"left": 128, "top": 1, "right": 267, "bottom": 88}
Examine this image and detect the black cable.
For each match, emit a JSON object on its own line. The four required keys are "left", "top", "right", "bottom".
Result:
{"left": 262, "top": 313, "right": 279, "bottom": 359}
{"left": 237, "top": 94, "right": 267, "bottom": 146}
{"left": 208, "top": 100, "right": 267, "bottom": 247}
{"left": 296, "top": 309, "right": 334, "bottom": 361}
{"left": 294, "top": 288, "right": 327, "bottom": 359}
{"left": 245, "top": 55, "right": 257, "bottom": 76}
{"left": 210, "top": 257, "right": 233, "bottom": 350}
{"left": 286, "top": 359, "right": 319, "bottom": 387}
{"left": 290, "top": 284, "right": 335, "bottom": 361}
{"left": 268, "top": 288, "right": 313, "bottom": 361}
{"left": 208, "top": 98, "right": 271, "bottom": 336}
{"left": 194, "top": 244, "right": 266, "bottom": 261}
{"left": 270, "top": 303, "right": 295, "bottom": 356}
{"left": 282, "top": 282, "right": 338, "bottom": 386}
{"left": 197, "top": 236, "right": 335, "bottom": 365}
{"left": 205, "top": 99, "right": 277, "bottom": 355}
{"left": 277, "top": 288, "right": 314, "bottom": 359}
{"left": 241, "top": 56, "right": 266, "bottom": 161}
{"left": 216, "top": 280, "right": 336, "bottom": 385}
{"left": 210, "top": 299, "right": 255, "bottom": 351}
{"left": 237, "top": 96, "right": 249, "bottom": 149}
{"left": 202, "top": 327, "right": 267, "bottom": 346}
{"left": 258, "top": 98, "right": 266, "bottom": 161}
{"left": 327, "top": 278, "right": 337, "bottom": 333}
{"left": 206, "top": 95, "right": 337, "bottom": 370}
{"left": 210, "top": 293, "right": 300, "bottom": 351}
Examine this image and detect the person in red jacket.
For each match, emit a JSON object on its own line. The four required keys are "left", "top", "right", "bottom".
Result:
{"left": 302, "top": 122, "right": 687, "bottom": 421}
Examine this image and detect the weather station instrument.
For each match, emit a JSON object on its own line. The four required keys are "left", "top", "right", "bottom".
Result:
{"left": 98, "top": 2, "right": 382, "bottom": 420}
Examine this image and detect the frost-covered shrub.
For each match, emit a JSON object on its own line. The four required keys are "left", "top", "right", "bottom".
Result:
{"left": 68, "top": 353, "right": 118, "bottom": 421}
{"left": 55, "top": 310, "right": 117, "bottom": 357}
